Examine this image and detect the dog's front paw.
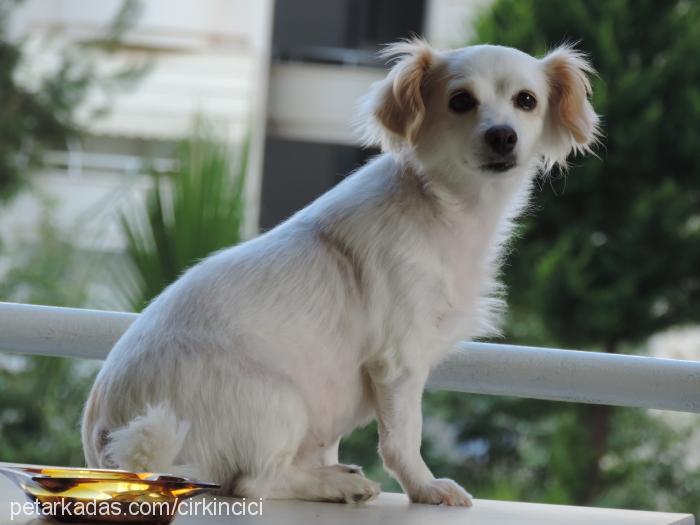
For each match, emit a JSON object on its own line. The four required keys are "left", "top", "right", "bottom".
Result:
{"left": 409, "top": 478, "right": 473, "bottom": 507}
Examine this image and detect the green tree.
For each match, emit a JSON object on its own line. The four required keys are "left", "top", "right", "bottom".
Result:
{"left": 468, "top": 0, "right": 700, "bottom": 510}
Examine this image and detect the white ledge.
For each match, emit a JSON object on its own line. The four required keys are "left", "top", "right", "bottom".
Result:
{"left": 0, "top": 302, "right": 699, "bottom": 413}
{"left": 0, "top": 480, "right": 693, "bottom": 525}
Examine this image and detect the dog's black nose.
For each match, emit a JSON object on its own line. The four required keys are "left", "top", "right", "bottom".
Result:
{"left": 485, "top": 126, "right": 517, "bottom": 155}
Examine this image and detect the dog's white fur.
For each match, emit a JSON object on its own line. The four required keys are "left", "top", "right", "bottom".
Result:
{"left": 82, "top": 40, "right": 599, "bottom": 506}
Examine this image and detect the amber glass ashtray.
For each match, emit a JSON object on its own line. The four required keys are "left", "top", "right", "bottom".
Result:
{"left": 0, "top": 464, "right": 220, "bottom": 524}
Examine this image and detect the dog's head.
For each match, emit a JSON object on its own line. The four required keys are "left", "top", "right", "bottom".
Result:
{"left": 359, "top": 39, "right": 600, "bottom": 177}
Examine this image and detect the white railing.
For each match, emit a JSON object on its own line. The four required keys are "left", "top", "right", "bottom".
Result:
{"left": 0, "top": 300, "right": 697, "bottom": 524}
{"left": 1, "top": 301, "right": 698, "bottom": 413}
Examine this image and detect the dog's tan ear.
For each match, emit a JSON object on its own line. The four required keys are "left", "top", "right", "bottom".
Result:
{"left": 541, "top": 45, "right": 601, "bottom": 169}
{"left": 357, "top": 39, "right": 437, "bottom": 152}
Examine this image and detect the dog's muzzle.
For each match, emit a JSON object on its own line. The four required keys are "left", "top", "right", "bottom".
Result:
{"left": 481, "top": 125, "right": 518, "bottom": 173}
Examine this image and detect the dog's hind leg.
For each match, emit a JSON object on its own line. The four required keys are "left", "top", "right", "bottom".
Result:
{"left": 237, "top": 464, "right": 380, "bottom": 503}
{"left": 295, "top": 437, "right": 368, "bottom": 478}
{"left": 199, "top": 366, "right": 376, "bottom": 503}
{"left": 225, "top": 432, "right": 379, "bottom": 502}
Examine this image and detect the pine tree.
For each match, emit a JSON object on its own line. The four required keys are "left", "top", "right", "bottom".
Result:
{"left": 474, "top": 0, "right": 700, "bottom": 506}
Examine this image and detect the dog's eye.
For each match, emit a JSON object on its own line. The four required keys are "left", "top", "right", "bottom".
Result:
{"left": 515, "top": 91, "right": 537, "bottom": 111}
{"left": 449, "top": 91, "right": 478, "bottom": 113}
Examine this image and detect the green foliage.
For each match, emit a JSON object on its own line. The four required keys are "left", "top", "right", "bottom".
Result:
{"left": 0, "top": 212, "right": 100, "bottom": 465}
{"left": 437, "top": 0, "right": 700, "bottom": 512}
{"left": 0, "top": 0, "right": 147, "bottom": 199}
{"left": 475, "top": 0, "right": 700, "bottom": 347}
{"left": 0, "top": 355, "right": 96, "bottom": 466}
{"left": 119, "top": 121, "right": 247, "bottom": 311}
{"left": 0, "top": 208, "right": 89, "bottom": 307}
{"left": 0, "top": 0, "right": 143, "bottom": 466}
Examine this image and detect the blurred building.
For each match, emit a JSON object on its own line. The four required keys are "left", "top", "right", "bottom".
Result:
{"left": 262, "top": 0, "right": 492, "bottom": 228}
{"left": 2, "top": 0, "right": 491, "bottom": 252}
{"left": 2, "top": 0, "right": 273, "bottom": 252}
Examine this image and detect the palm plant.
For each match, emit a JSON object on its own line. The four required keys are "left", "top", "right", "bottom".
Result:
{"left": 119, "top": 121, "right": 246, "bottom": 311}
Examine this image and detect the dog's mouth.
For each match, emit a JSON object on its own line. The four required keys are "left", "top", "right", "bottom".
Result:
{"left": 481, "top": 161, "right": 516, "bottom": 173}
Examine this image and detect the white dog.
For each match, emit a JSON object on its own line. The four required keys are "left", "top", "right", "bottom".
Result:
{"left": 82, "top": 39, "right": 599, "bottom": 506}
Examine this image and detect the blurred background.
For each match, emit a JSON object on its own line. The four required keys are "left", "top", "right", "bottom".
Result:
{"left": 0, "top": 0, "right": 699, "bottom": 516}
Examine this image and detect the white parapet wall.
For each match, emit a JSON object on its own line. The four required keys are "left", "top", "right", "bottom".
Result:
{"left": 267, "top": 63, "right": 384, "bottom": 146}
{"left": 0, "top": 301, "right": 698, "bottom": 413}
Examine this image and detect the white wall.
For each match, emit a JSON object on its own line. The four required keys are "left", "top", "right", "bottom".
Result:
{"left": 0, "top": 170, "right": 150, "bottom": 252}
{"left": 12, "top": 0, "right": 270, "bottom": 50}
{"left": 267, "top": 63, "right": 383, "bottom": 146}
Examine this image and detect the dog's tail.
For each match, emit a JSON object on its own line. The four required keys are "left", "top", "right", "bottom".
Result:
{"left": 103, "top": 403, "right": 190, "bottom": 474}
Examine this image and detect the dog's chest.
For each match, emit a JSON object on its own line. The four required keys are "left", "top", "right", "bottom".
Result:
{"left": 424, "top": 217, "right": 498, "bottom": 339}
